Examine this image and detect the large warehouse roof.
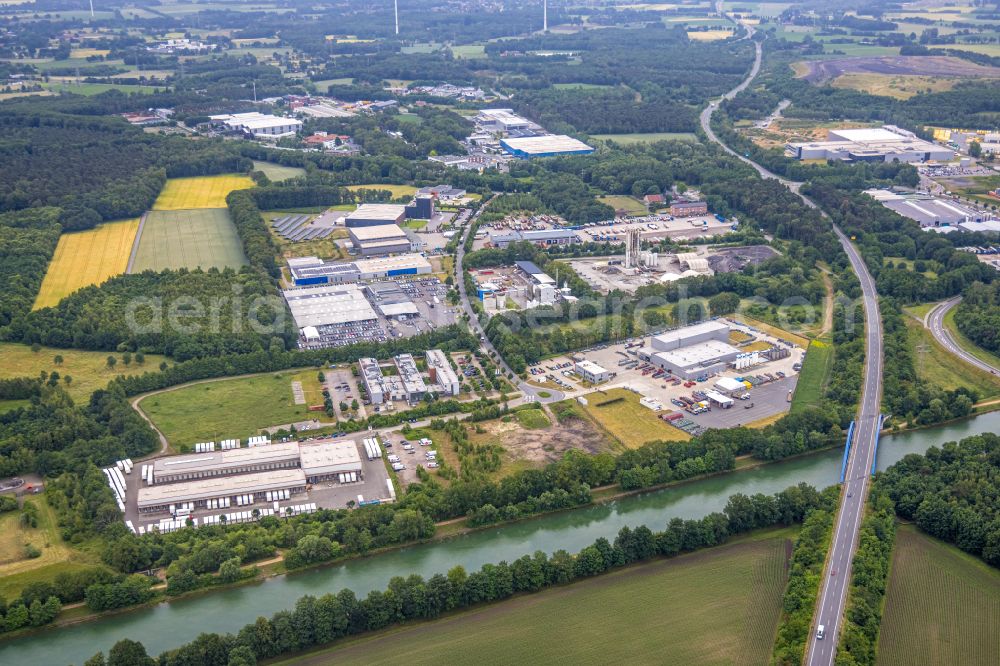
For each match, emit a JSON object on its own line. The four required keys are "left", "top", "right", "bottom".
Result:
{"left": 348, "top": 224, "right": 408, "bottom": 242}
{"left": 863, "top": 189, "right": 986, "bottom": 227}
{"left": 354, "top": 254, "right": 432, "bottom": 274}
{"left": 299, "top": 440, "right": 363, "bottom": 477}
{"left": 653, "top": 340, "right": 741, "bottom": 370}
{"left": 283, "top": 284, "right": 378, "bottom": 328}
{"left": 346, "top": 204, "right": 406, "bottom": 221}
{"left": 151, "top": 442, "right": 300, "bottom": 476}
{"left": 653, "top": 320, "right": 730, "bottom": 348}
{"left": 138, "top": 469, "right": 307, "bottom": 508}
{"left": 501, "top": 135, "right": 594, "bottom": 156}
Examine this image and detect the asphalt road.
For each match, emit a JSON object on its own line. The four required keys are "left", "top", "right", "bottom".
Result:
{"left": 454, "top": 195, "right": 565, "bottom": 404}
{"left": 925, "top": 297, "right": 1000, "bottom": 375}
{"left": 702, "top": 14, "right": 884, "bottom": 664}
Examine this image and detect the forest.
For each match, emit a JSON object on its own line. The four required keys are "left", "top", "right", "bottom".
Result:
{"left": 878, "top": 432, "right": 1000, "bottom": 567}
{"left": 953, "top": 280, "right": 1000, "bottom": 354}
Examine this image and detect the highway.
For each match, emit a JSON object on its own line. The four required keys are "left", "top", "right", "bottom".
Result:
{"left": 454, "top": 195, "right": 565, "bottom": 404}
{"left": 925, "top": 297, "right": 1000, "bottom": 375}
{"left": 702, "top": 15, "right": 884, "bottom": 665}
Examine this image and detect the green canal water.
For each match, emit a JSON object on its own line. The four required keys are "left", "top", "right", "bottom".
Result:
{"left": 3, "top": 411, "right": 999, "bottom": 663}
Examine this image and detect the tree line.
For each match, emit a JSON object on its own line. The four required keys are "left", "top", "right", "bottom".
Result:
{"left": 83, "top": 483, "right": 831, "bottom": 666}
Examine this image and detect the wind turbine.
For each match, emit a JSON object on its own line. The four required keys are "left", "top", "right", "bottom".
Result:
{"left": 89, "top": 0, "right": 94, "bottom": 18}
{"left": 394, "top": 0, "right": 399, "bottom": 36}
{"left": 543, "top": 0, "right": 548, "bottom": 32}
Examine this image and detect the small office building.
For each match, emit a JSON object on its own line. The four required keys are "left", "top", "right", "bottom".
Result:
{"left": 575, "top": 360, "right": 612, "bottom": 384}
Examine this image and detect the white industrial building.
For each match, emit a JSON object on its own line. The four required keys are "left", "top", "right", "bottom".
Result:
{"left": 426, "top": 349, "right": 460, "bottom": 396}
{"left": 348, "top": 224, "right": 414, "bottom": 256}
{"left": 137, "top": 440, "right": 364, "bottom": 513}
{"left": 787, "top": 127, "right": 954, "bottom": 163}
{"left": 575, "top": 360, "right": 612, "bottom": 384}
{"left": 500, "top": 135, "right": 595, "bottom": 158}
{"left": 673, "top": 252, "right": 713, "bottom": 275}
{"left": 475, "top": 108, "right": 535, "bottom": 133}
{"left": 639, "top": 321, "right": 741, "bottom": 380}
{"left": 283, "top": 284, "right": 378, "bottom": 330}
{"left": 714, "top": 376, "right": 748, "bottom": 395}
{"left": 210, "top": 112, "right": 303, "bottom": 138}
{"left": 288, "top": 254, "right": 433, "bottom": 286}
{"left": 394, "top": 353, "right": 428, "bottom": 404}
{"left": 345, "top": 203, "right": 407, "bottom": 228}
{"left": 864, "top": 189, "right": 992, "bottom": 230}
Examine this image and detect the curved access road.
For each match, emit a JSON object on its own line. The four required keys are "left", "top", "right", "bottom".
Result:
{"left": 454, "top": 196, "right": 565, "bottom": 404}
{"left": 701, "top": 19, "right": 884, "bottom": 666}
{"left": 925, "top": 297, "right": 1000, "bottom": 375}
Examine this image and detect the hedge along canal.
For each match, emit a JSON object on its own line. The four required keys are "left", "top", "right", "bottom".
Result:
{"left": 3, "top": 411, "right": 999, "bottom": 664}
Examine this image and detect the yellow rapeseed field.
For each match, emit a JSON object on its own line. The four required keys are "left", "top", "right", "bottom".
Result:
{"left": 33, "top": 218, "right": 138, "bottom": 310}
{"left": 152, "top": 174, "right": 255, "bottom": 210}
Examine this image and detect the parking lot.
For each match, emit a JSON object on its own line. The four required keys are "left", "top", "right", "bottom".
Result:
{"left": 380, "top": 434, "right": 439, "bottom": 485}
{"left": 535, "top": 321, "right": 805, "bottom": 431}
{"left": 297, "top": 277, "right": 457, "bottom": 350}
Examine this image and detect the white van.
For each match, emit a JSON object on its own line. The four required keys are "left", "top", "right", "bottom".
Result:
{"left": 816, "top": 625, "right": 825, "bottom": 640}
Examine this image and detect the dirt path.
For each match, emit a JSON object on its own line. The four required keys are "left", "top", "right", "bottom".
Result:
{"left": 818, "top": 269, "right": 834, "bottom": 339}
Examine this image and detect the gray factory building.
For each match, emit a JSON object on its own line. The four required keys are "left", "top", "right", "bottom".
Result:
{"left": 639, "top": 321, "right": 742, "bottom": 380}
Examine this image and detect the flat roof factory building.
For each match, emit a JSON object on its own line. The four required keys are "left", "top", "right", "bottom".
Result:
{"left": 210, "top": 112, "right": 303, "bottom": 138}
{"left": 345, "top": 203, "right": 407, "bottom": 228}
{"left": 283, "top": 284, "right": 378, "bottom": 329}
{"left": 348, "top": 224, "right": 413, "bottom": 256}
{"left": 287, "top": 254, "right": 432, "bottom": 286}
{"left": 500, "top": 135, "right": 595, "bottom": 158}
{"left": 787, "top": 127, "right": 954, "bottom": 163}
{"left": 475, "top": 108, "right": 534, "bottom": 132}
{"left": 426, "top": 349, "right": 460, "bottom": 396}
{"left": 137, "top": 440, "right": 364, "bottom": 513}
{"left": 640, "top": 321, "right": 742, "bottom": 380}
{"left": 489, "top": 229, "right": 580, "bottom": 248}
{"left": 864, "top": 189, "right": 991, "bottom": 229}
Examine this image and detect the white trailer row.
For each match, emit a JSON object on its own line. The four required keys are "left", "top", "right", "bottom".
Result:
{"left": 103, "top": 466, "right": 127, "bottom": 512}
{"left": 194, "top": 442, "right": 216, "bottom": 453}
{"left": 206, "top": 497, "right": 232, "bottom": 509}
{"left": 362, "top": 437, "right": 383, "bottom": 461}
{"left": 125, "top": 520, "right": 136, "bottom": 534}
{"left": 201, "top": 508, "right": 277, "bottom": 526}
{"left": 386, "top": 478, "right": 396, "bottom": 501}
{"left": 265, "top": 489, "right": 290, "bottom": 502}
{"left": 115, "top": 458, "right": 134, "bottom": 474}
{"left": 235, "top": 494, "right": 256, "bottom": 506}
{"left": 220, "top": 439, "right": 240, "bottom": 451}
{"left": 170, "top": 502, "right": 194, "bottom": 517}
{"left": 338, "top": 472, "right": 359, "bottom": 484}
{"left": 247, "top": 435, "right": 270, "bottom": 448}
{"left": 283, "top": 503, "right": 318, "bottom": 516}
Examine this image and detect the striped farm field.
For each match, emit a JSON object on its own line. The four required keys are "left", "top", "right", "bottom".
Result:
{"left": 877, "top": 525, "right": 1000, "bottom": 666}
{"left": 131, "top": 209, "right": 247, "bottom": 272}
{"left": 32, "top": 219, "right": 138, "bottom": 309}
{"left": 152, "top": 174, "right": 254, "bottom": 210}
{"left": 280, "top": 529, "right": 793, "bottom": 666}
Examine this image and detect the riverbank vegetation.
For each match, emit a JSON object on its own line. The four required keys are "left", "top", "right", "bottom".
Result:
{"left": 275, "top": 529, "right": 792, "bottom": 666}
{"left": 84, "top": 484, "right": 829, "bottom": 666}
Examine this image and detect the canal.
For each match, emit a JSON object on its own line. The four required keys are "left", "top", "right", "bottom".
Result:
{"left": 3, "top": 411, "right": 998, "bottom": 664}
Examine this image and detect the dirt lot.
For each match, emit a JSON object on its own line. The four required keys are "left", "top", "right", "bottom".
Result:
{"left": 479, "top": 413, "right": 611, "bottom": 465}
{"left": 797, "top": 56, "right": 1000, "bottom": 84}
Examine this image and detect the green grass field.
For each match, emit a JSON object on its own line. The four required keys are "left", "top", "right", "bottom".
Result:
{"left": 877, "top": 525, "right": 1000, "bottom": 666}
{"left": 514, "top": 408, "right": 552, "bottom": 429}
{"left": 131, "top": 209, "right": 248, "bottom": 272}
{"left": 904, "top": 316, "right": 1000, "bottom": 400}
{"left": 0, "top": 342, "right": 166, "bottom": 403}
{"left": 597, "top": 195, "right": 648, "bottom": 215}
{"left": 552, "top": 82, "right": 615, "bottom": 90}
{"left": 593, "top": 132, "right": 699, "bottom": 145}
{"left": 139, "top": 372, "right": 333, "bottom": 447}
{"left": 345, "top": 184, "right": 417, "bottom": 198}
{"left": 450, "top": 44, "right": 486, "bottom": 59}
{"left": 40, "top": 82, "right": 167, "bottom": 96}
{"left": 0, "top": 494, "right": 106, "bottom": 602}
{"left": 279, "top": 529, "right": 793, "bottom": 666}
{"left": 253, "top": 160, "right": 306, "bottom": 182}
{"left": 790, "top": 340, "right": 833, "bottom": 414}
{"left": 577, "top": 388, "right": 689, "bottom": 447}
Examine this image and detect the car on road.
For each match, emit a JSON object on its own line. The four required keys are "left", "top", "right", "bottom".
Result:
{"left": 816, "top": 625, "right": 825, "bottom": 640}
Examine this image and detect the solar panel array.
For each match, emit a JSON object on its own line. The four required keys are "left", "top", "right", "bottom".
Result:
{"left": 271, "top": 215, "right": 335, "bottom": 242}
